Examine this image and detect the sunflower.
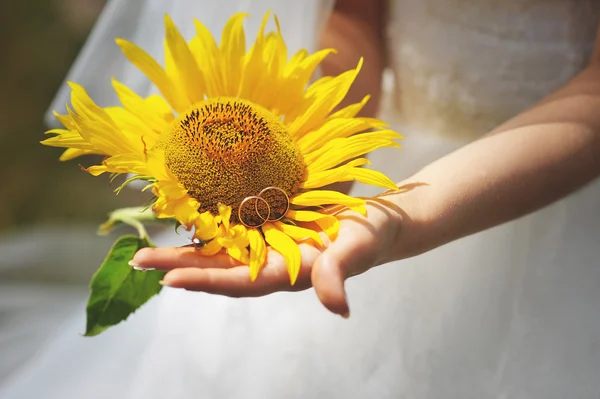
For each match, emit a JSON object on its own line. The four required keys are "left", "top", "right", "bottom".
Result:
{"left": 43, "top": 11, "right": 401, "bottom": 285}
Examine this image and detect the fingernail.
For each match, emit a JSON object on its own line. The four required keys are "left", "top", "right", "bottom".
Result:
{"left": 158, "top": 280, "right": 171, "bottom": 287}
{"left": 134, "top": 266, "right": 155, "bottom": 272}
{"left": 129, "top": 260, "right": 155, "bottom": 272}
{"left": 341, "top": 291, "right": 350, "bottom": 319}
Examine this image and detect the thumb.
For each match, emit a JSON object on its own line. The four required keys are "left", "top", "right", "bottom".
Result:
{"left": 311, "top": 230, "right": 377, "bottom": 318}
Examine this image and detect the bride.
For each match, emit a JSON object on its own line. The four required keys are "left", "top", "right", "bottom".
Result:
{"left": 2, "top": 0, "right": 599, "bottom": 398}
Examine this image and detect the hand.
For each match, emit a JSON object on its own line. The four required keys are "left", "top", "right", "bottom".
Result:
{"left": 131, "top": 197, "right": 405, "bottom": 317}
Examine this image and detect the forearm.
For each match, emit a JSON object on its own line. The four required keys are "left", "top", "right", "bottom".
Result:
{"left": 390, "top": 66, "right": 600, "bottom": 259}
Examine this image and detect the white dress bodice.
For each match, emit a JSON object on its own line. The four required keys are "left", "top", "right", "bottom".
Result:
{"left": 387, "top": 0, "right": 599, "bottom": 140}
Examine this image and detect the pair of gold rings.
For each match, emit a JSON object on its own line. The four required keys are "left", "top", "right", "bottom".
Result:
{"left": 237, "top": 186, "right": 290, "bottom": 228}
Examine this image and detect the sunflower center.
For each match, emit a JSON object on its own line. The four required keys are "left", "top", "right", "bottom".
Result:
{"left": 163, "top": 98, "right": 306, "bottom": 222}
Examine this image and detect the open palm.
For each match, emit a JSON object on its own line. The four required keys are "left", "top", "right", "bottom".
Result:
{"left": 132, "top": 198, "right": 404, "bottom": 316}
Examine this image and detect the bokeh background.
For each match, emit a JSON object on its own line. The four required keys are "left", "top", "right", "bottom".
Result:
{"left": 0, "top": 0, "right": 145, "bottom": 384}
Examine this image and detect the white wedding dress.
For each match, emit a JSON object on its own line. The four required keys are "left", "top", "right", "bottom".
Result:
{"left": 2, "top": 1, "right": 600, "bottom": 398}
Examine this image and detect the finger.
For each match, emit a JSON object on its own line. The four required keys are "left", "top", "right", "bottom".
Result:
{"left": 161, "top": 266, "right": 298, "bottom": 297}
{"left": 131, "top": 247, "right": 242, "bottom": 271}
{"left": 311, "top": 228, "right": 377, "bottom": 317}
{"left": 161, "top": 245, "right": 319, "bottom": 297}
{"left": 311, "top": 252, "right": 349, "bottom": 317}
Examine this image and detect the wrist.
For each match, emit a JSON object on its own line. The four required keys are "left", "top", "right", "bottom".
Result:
{"left": 373, "top": 181, "right": 439, "bottom": 263}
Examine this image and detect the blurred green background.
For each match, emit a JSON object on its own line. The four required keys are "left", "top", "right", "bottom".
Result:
{"left": 0, "top": 0, "right": 143, "bottom": 282}
{"left": 1, "top": 0, "right": 119, "bottom": 230}
{"left": 0, "top": 1, "right": 153, "bottom": 381}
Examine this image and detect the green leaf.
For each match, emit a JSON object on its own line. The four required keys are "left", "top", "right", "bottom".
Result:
{"left": 85, "top": 235, "right": 165, "bottom": 337}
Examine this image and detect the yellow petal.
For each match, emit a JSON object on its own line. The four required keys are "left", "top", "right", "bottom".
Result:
{"left": 305, "top": 130, "right": 402, "bottom": 173}
{"left": 270, "top": 15, "right": 287, "bottom": 71}
{"left": 220, "top": 12, "right": 248, "bottom": 96}
{"left": 285, "top": 48, "right": 332, "bottom": 79}
{"left": 197, "top": 238, "right": 223, "bottom": 256}
{"left": 53, "top": 111, "right": 76, "bottom": 130}
{"left": 106, "top": 153, "right": 148, "bottom": 173}
{"left": 297, "top": 117, "right": 387, "bottom": 153}
{"left": 291, "top": 190, "right": 365, "bottom": 208}
{"left": 144, "top": 94, "right": 174, "bottom": 123}
{"left": 164, "top": 14, "right": 205, "bottom": 104}
{"left": 42, "top": 129, "right": 95, "bottom": 151}
{"left": 248, "top": 229, "right": 267, "bottom": 281}
{"left": 154, "top": 180, "right": 188, "bottom": 200}
{"left": 329, "top": 95, "right": 371, "bottom": 119}
{"left": 226, "top": 245, "right": 250, "bottom": 264}
{"left": 217, "top": 224, "right": 248, "bottom": 247}
{"left": 67, "top": 83, "right": 138, "bottom": 155}
{"left": 230, "top": 224, "right": 249, "bottom": 243}
{"left": 85, "top": 153, "right": 148, "bottom": 176}
{"left": 285, "top": 209, "right": 340, "bottom": 241}
{"left": 286, "top": 209, "right": 333, "bottom": 222}
{"left": 173, "top": 197, "right": 201, "bottom": 227}
{"left": 314, "top": 216, "right": 340, "bottom": 240}
{"left": 218, "top": 224, "right": 250, "bottom": 263}
{"left": 263, "top": 223, "right": 302, "bottom": 285}
{"left": 195, "top": 211, "right": 218, "bottom": 241}
{"left": 146, "top": 149, "right": 171, "bottom": 181}
{"left": 285, "top": 48, "right": 307, "bottom": 71}
{"left": 274, "top": 221, "right": 323, "bottom": 247}
{"left": 152, "top": 196, "right": 172, "bottom": 219}
{"left": 303, "top": 160, "right": 398, "bottom": 192}
{"left": 282, "top": 49, "right": 336, "bottom": 122}
{"left": 217, "top": 203, "right": 232, "bottom": 230}
{"left": 241, "top": 14, "right": 289, "bottom": 110}
{"left": 151, "top": 180, "right": 200, "bottom": 228}
{"left": 104, "top": 106, "right": 151, "bottom": 153}
{"left": 190, "top": 19, "right": 223, "bottom": 96}
{"left": 67, "top": 83, "right": 118, "bottom": 130}
{"left": 59, "top": 148, "right": 98, "bottom": 161}
{"left": 83, "top": 165, "right": 111, "bottom": 177}
{"left": 44, "top": 128, "right": 71, "bottom": 136}
{"left": 239, "top": 11, "right": 270, "bottom": 101}
{"left": 111, "top": 79, "right": 171, "bottom": 133}
{"left": 116, "top": 38, "right": 188, "bottom": 112}
{"left": 346, "top": 167, "right": 399, "bottom": 191}
{"left": 302, "top": 158, "right": 370, "bottom": 189}
{"left": 288, "top": 58, "right": 363, "bottom": 137}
